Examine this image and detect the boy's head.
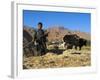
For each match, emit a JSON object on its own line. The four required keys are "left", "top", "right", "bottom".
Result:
{"left": 38, "top": 22, "right": 43, "bottom": 30}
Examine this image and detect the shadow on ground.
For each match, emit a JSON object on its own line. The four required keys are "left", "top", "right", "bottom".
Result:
{"left": 47, "top": 49, "right": 65, "bottom": 55}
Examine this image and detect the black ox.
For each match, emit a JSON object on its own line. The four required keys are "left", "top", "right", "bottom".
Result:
{"left": 63, "top": 34, "right": 87, "bottom": 50}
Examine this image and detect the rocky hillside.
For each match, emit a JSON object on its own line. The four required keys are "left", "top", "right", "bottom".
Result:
{"left": 47, "top": 26, "right": 90, "bottom": 42}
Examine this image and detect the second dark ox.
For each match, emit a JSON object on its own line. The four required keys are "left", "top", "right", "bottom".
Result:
{"left": 63, "top": 34, "right": 87, "bottom": 50}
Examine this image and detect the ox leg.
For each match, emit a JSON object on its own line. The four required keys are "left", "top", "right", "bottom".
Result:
{"left": 79, "top": 45, "right": 82, "bottom": 50}
{"left": 75, "top": 45, "right": 77, "bottom": 50}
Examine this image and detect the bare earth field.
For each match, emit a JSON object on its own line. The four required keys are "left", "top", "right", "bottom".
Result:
{"left": 23, "top": 46, "right": 91, "bottom": 69}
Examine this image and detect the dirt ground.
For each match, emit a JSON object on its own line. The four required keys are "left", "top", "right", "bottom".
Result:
{"left": 23, "top": 46, "right": 91, "bottom": 69}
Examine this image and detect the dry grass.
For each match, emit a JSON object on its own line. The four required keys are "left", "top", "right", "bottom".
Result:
{"left": 23, "top": 46, "right": 91, "bottom": 69}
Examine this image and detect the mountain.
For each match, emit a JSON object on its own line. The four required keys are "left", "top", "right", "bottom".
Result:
{"left": 47, "top": 26, "right": 90, "bottom": 42}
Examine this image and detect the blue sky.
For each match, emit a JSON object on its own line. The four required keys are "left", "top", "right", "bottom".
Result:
{"left": 23, "top": 10, "right": 91, "bottom": 33}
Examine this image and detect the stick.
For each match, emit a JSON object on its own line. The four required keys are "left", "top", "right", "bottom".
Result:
{"left": 23, "top": 40, "right": 33, "bottom": 49}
